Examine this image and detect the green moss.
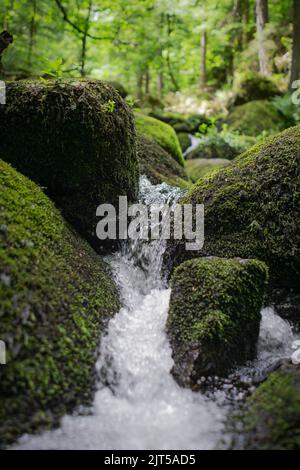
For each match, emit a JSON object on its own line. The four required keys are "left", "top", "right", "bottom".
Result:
{"left": 167, "top": 257, "right": 268, "bottom": 387}
{"left": 177, "top": 133, "right": 191, "bottom": 153}
{"left": 0, "top": 160, "right": 120, "bottom": 445}
{"left": 0, "top": 79, "right": 139, "bottom": 245}
{"left": 135, "top": 112, "right": 184, "bottom": 167}
{"left": 185, "top": 158, "right": 231, "bottom": 182}
{"left": 243, "top": 366, "right": 300, "bottom": 449}
{"left": 226, "top": 100, "right": 283, "bottom": 136}
{"left": 233, "top": 72, "right": 281, "bottom": 106}
{"left": 175, "top": 126, "right": 300, "bottom": 292}
{"left": 137, "top": 135, "right": 189, "bottom": 188}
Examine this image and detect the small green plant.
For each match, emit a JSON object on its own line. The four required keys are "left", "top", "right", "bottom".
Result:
{"left": 101, "top": 99, "right": 115, "bottom": 113}
{"left": 197, "top": 117, "right": 217, "bottom": 135}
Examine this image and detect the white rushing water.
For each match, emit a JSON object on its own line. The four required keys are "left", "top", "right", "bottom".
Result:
{"left": 13, "top": 177, "right": 299, "bottom": 450}
{"left": 14, "top": 177, "right": 225, "bottom": 450}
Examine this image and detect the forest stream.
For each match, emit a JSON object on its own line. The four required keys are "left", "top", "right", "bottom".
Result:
{"left": 12, "top": 176, "right": 300, "bottom": 450}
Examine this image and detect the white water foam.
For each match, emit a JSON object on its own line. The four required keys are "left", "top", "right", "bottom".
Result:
{"left": 14, "top": 177, "right": 225, "bottom": 450}
{"left": 13, "top": 178, "right": 299, "bottom": 450}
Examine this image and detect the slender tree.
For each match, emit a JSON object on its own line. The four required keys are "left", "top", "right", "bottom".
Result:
{"left": 199, "top": 30, "right": 207, "bottom": 90}
{"left": 256, "top": 0, "right": 270, "bottom": 75}
{"left": 27, "top": 0, "right": 37, "bottom": 68}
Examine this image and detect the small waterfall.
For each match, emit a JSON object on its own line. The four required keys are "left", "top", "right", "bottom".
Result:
{"left": 14, "top": 176, "right": 225, "bottom": 450}
{"left": 13, "top": 177, "right": 300, "bottom": 450}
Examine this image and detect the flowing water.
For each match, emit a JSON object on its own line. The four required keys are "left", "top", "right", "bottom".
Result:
{"left": 183, "top": 134, "right": 202, "bottom": 157}
{"left": 14, "top": 177, "right": 299, "bottom": 450}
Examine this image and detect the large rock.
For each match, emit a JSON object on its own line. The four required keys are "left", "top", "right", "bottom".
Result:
{"left": 170, "top": 126, "right": 300, "bottom": 293}
{"left": 0, "top": 160, "right": 119, "bottom": 445}
{"left": 0, "top": 79, "right": 139, "bottom": 245}
{"left": 137, "top": 135, "right": 189, "bottom": 188}
{"left": 226, "top": 100, "right": 282, "bottom": 136}
{"left": 135, "top": 112, "right": 184, "bottom": 166}
{"left": 243, "top": 363, "right": 300, "bottom": 449}
{"left": 167, "top": 257, "right": 268, "bottom": 387}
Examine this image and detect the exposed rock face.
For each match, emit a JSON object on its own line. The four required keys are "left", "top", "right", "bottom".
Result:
{"left": 167, "top": 257, "right": 268, "bottom": 387}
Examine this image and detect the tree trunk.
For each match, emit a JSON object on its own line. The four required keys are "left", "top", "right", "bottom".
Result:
{"left": 290, "top": 0, "right": 300, "bottom": 88}
{"left": 242, "top": 0, "right": 250, "bottom": 47}
{"left": 199, "top": 30, "right": 207, "bottom": 90}
{"left": 137, "top": 71, "right": 144, "bottom": 101}
{"left": 145, "top": 66, "right": 150, "bottom": 95}
{"left": 256, "top": 0, "right": 270, "bottom": 76}
{"left": 158, "top": 71, "right": 164, "bottom": 98}
{"left": 27, "top": 0, "right": 37, "bottom": 68}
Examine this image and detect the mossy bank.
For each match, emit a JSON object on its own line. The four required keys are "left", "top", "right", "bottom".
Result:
{"left": 0, "top": 160, "right": 119, "bottom": 446}
{"left": 167, "top": 258, "right": 268, "bottom": 387}
{"left": 0, "top": 79, "right": 139, "bottom": 247}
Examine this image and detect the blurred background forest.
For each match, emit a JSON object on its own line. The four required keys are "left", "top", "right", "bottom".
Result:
{"left": 1, "top": 0, "right": 299, "bottom": 115}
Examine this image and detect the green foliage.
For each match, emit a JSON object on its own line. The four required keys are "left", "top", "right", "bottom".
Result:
{"left": 101, "top": 99, "right": 116, "bottom": 113}
{"left": 167, "top": 257, "right": 268, "bottom": 386}
{"left": 135, "top": 112, "right": 184, "bottom": 166}
{"left": 187, "top": 126, "right": 256, "bottom": 160}
{"left": 0, "top": 0, "right": 295, "bottom": 96}
{"left": 0, "top": 160, "right": 119, "bottom": 445}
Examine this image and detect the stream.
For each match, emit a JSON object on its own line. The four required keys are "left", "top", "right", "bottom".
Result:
{"left": 14, "top": 176, "right": 299, "bottom": 450}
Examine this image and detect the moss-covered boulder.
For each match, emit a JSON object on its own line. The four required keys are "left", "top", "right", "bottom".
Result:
{"left": 0, "top": 79, "right": 139, "bottom": 245}
{"left": 226, "top": 100, "right": 282, "bottom": 136}
{"left": 167, "top": 258, "right": 268, "bottom": 387}
{"left": 233, "top": 72, "right": 281, "bottom": 106}
{"left": 171, "top": 126, "right": 300, "bottom": 293}
{"left": 0, "top": 160, "right": 119, "bottom": 445}
{"left": 137, "top": 136, "right": 189, "bottom": 188}
{"left": 177, "top": 133, "right": 191, "bottom": 153}
{"left": 135, "top": 113, "right": 184, "bottom": 167}
{"left": 185, "top": 158, "right": 231, "bottom": 183}
{"left": 243, "top": 363, "right": 300, "bottom": 449}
